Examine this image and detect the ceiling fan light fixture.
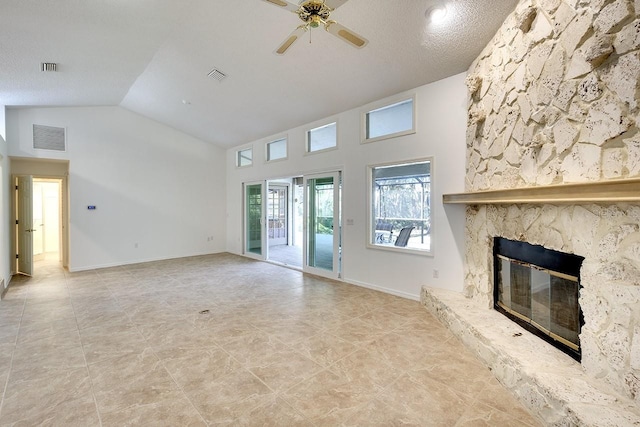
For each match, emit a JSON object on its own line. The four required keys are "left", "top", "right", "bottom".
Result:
{"left": 309, "top": 15, "right": 323, "bottom": 28}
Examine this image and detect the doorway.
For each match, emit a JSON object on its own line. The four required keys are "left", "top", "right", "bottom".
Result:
{"left": 32, "top": 179, "right": 62, "bottom": 263}
{"left": 15, "top": 175, "right": 67, "bottom": 276}
{"left": 266, "top": 178, "right": 303, "bottom": 268}
{"left": 11, "top": 157, "right": 70, "bottom": 276}
{"left": 267, "top": 184, "right": 288, "bottom": 247}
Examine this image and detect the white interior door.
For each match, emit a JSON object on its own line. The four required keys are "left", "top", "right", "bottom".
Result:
{"left": 16, "top": 175, "right": 34, "bottom": 276}
{"left": 303, "top": 172, "right": 341, "bottom": 279}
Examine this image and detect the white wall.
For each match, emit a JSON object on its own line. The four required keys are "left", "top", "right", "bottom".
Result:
{"left": 0, "top": 105, "right": 10, "bottom": 289}
{"left": 226, "top": 73, "right": 467, "bottom": 299}
{"left": 0, "top": 105, "right": 5, "bottom": 141}
{"left": 7, "top": 106, "right": 227, "bottom": 271}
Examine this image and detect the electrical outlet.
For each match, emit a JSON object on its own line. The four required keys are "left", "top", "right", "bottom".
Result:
{"left": 433, "top": 269, "right": 439, "bottom": 278}
{"left": 134, "top": 243, "right": 138, "bottom": 248}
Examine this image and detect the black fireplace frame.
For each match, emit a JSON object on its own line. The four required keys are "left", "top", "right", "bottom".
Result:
{"left": 493, "top": 237, "right": 585, "bottom": 362}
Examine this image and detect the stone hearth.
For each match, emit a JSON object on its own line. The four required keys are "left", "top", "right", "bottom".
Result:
{"left": 421, "top": 286, "right": 640, "bottom": 426}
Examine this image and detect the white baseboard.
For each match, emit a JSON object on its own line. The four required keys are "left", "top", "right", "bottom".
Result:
{"left": 341, "top": 278, "right": 420, "bottom": 301}
{"left": 68, "top": 251, "right": 225, "bottom": 272}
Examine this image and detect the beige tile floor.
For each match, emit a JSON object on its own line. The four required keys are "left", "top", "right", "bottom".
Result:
{"left": 0, "top": 253, "right": 541, "bottom": 426}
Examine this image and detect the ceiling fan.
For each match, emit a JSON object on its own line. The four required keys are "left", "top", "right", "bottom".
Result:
{"left": 262, "top": 0, "right": 368, "bottom": 55}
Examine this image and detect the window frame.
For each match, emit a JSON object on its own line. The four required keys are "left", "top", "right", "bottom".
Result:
{"left": 361, "top": 94, "right": 417, "bottom": 144}
{"left": 236, "top": 146, "right": 253, "bottom": 168}
{"left": 305, "top": 120, "right": 338, "bottom": 154}
{"left": 366, "top": 156, "right": 434, "bottom": 256}
{"left": 265, "top": 136, "right": 288, "bottom": 163}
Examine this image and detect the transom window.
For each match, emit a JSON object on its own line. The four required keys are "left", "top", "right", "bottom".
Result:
{"left": 266, "top": 138, "right": 287, "bottom": 162}
{"left": 236, "top": 148, "right": 253, "bottom": 167}
{"left": 368, "top": 159, "right": 431, "bottom": 253}
{"left": 307, "top": 122, "right": 337, "bottom": 153}
{"left": 364, "top": 97, "right": 415, "bottom": 142}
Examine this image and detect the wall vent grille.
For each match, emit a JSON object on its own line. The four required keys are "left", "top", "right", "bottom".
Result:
{"left": 41, "top": 62, "right": 57, "bottom": 72}
{"left": 33, "top": 124, "right": 66, "bottom": 151}
{"left": 207, "top": 68, "right": 227, "bottom": 82}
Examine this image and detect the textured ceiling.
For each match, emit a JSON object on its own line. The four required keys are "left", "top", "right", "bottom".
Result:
{"left": 0, "top": 0, "right": 518, "bottom": 148}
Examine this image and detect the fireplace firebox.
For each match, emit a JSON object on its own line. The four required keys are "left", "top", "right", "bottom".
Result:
{"left": 493, "top": 237, "right": 585, "bottom": 361}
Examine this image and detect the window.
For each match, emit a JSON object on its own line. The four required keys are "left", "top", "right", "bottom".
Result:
{"left": 364, "top": 97, "right": 415, "bottom": 142}
{"left": 368, "top": 159, "right": 432, "bottom": 253}
{"left": 237, "top": 148, "right": 253, "bottom": 167}
{"left": 307, "top": 122, "right": 337, "bottom": 153}
{"left": 266, "top": 138, "right": 287, "bottom": 162}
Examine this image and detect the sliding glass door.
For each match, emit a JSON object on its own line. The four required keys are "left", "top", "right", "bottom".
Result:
{"left": 242, "top": 172, "right": 341, "bottom": 277}
{"left": 303, "top": 172, "right": 341, "bottom": 279}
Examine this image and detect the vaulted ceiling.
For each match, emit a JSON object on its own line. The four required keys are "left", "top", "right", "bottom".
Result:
{"left": 0, "top": 0, "right": 518, "bottom": 148}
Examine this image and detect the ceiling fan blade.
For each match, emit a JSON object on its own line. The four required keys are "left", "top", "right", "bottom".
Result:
{"left": 325, "top": 21, "right": 368, "bottom": 49}
{"left": 275, "top": 26, "right": 307, "bottom": 55}
{"left": 261, "top": 0, "right": 300, "bottom": 12}
{"left": 324, "top": 0, "right": 350, "bottom": 10}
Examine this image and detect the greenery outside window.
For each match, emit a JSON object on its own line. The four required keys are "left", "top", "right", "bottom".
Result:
{"left": 368, "top": 158, "right": 432, "bottom": 254}
{"left": 266, "top": 138, "right": 287, "bottom": 162}
{"left": 307, "top": 122, "right": 337, "bottom": 153}
{"left": 363, "top": 97, "right": 415, "bottom": 143}
{"left": 237, "top": 148, "right": 253, "bottom": 167}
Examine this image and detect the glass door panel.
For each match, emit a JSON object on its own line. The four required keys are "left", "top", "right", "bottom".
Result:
{"left": 304, "top": 172, "right": 340, "bottom": 279}
{"left": 267, "top": 185, "right": 287, "bottom": 247}
{"left": 244, "top": 182, "right": 264, "bottom": 258}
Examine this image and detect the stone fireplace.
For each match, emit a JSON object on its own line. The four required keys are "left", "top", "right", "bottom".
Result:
{"left": 423, "top": 0, "right": 640, "bottom": 424}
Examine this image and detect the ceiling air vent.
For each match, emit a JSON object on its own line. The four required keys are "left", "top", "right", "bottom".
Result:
{"left": 207, "top": 68, "right": 227, "bottom": 82}
{"left": 33, "top": 124, "right": 66, "bottom": 151}
{"left": 41, "top": 62, "right": 57, "bottom": 72}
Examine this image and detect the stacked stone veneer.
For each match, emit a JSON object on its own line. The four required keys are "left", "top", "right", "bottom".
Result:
{"left": 464, "top": 0, "right": 640, "bottom": 404}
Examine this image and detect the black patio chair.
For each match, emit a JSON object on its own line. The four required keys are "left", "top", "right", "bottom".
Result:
{"left": 394, "top": 226, "right": 414, "bottom": 247}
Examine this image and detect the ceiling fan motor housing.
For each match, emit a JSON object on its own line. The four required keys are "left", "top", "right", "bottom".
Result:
{"left": 298, "top": 0, "right": 332, "bottom": 26}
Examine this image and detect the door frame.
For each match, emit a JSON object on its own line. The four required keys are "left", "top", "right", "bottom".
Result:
{"left": 12, "top": 173, "right": 69, "bottom": 273}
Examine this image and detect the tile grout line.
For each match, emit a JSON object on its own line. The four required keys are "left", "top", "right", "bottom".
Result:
{"left": 0, "top": 278, "right": 29, "bottom": 423}
{"left": 65, "top": 269, "right": 104, "bottom": 427}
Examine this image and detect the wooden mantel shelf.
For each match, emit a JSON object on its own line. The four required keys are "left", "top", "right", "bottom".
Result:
{"left": 443, "top": 178, "right": 640, "bottom": 205}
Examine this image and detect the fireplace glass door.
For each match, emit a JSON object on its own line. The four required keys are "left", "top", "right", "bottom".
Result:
{"left": 497, "top": 256, "right": 580, "bottom": 349}
{"left": 494, "top": 237, "right": 584, "bottom": 361}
